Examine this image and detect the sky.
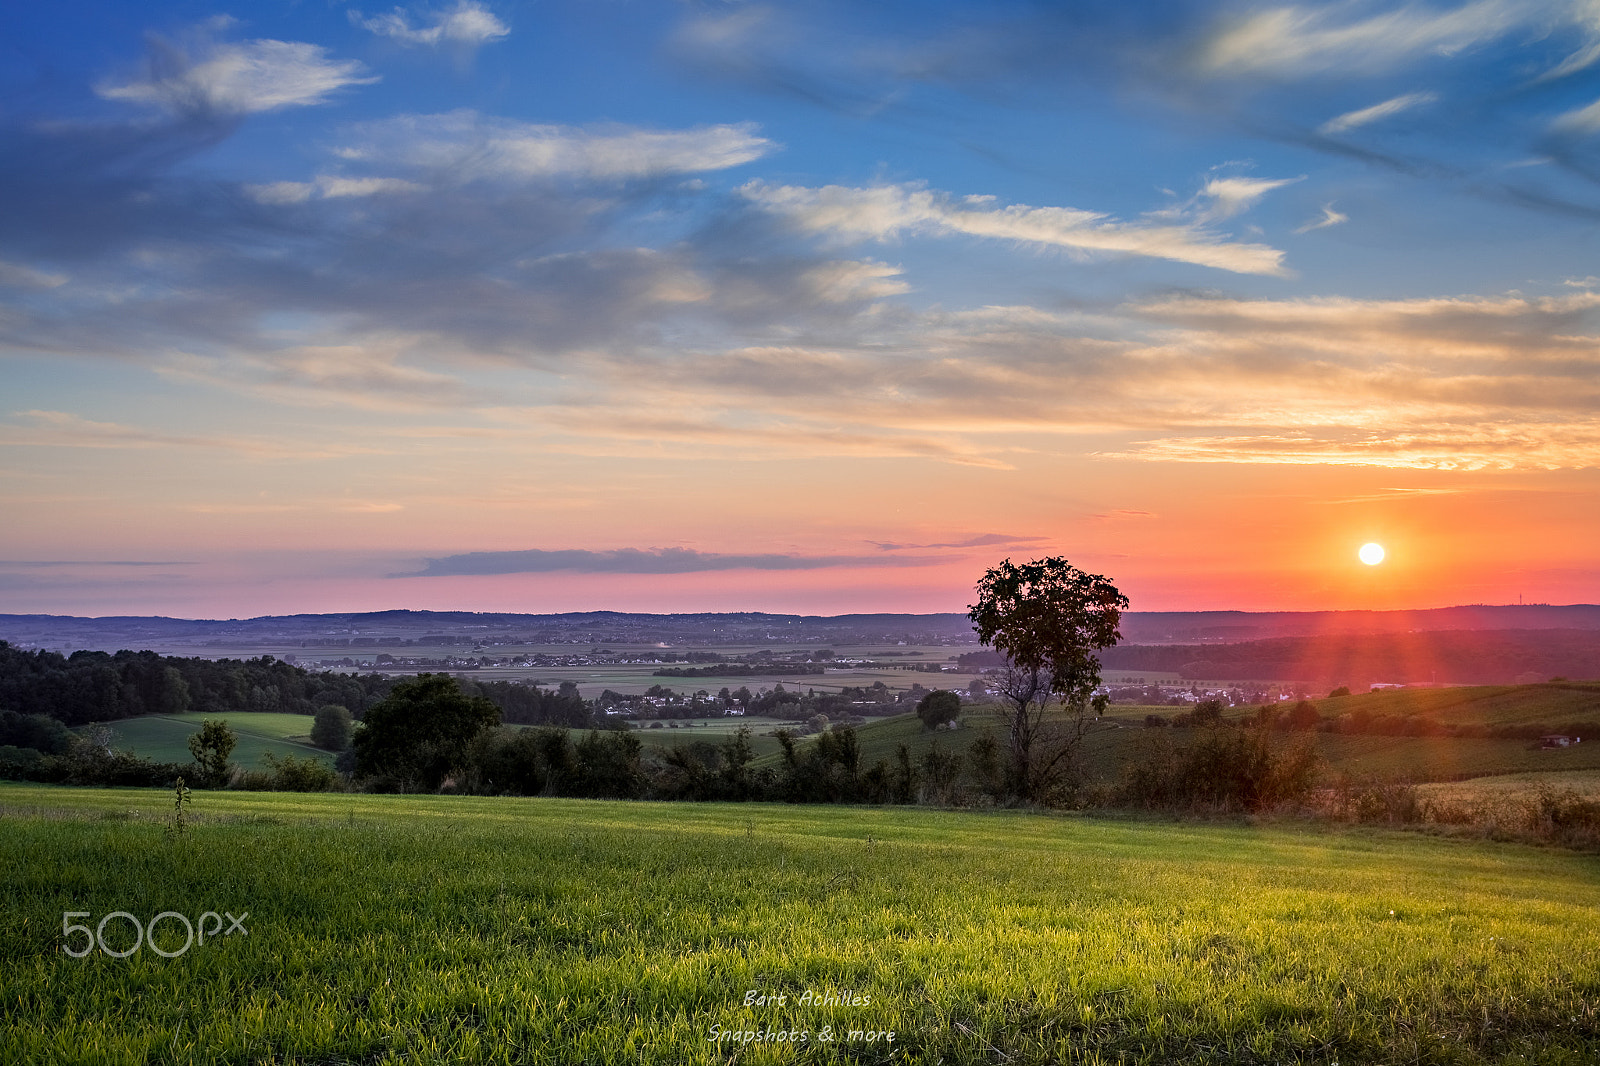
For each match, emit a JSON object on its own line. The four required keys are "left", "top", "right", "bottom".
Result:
{"left": 3, "top": 0, "right": 1600, "bottom": 619}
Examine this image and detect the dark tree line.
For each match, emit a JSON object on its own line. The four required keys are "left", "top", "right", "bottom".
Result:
{"left": 0, "top": 642, "right": 608, "bottom": 730}
{"left": 0, "top": 643, "right": 388, "bottom": 726}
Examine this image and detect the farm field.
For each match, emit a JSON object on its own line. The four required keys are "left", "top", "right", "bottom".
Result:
{"left": 817, "top": 703, "right": 1600, "bottom": 787}
{"left": 81, "top": 715, "right": 333, "bottom": 770}
{"left": 1418, "top": 769, "right": 1600, "bottom": 805}
{"left": 3, "top": 783, "right": 1598, "bottom": 1064}
{"left": 1315, "top": 683, "right": 1600, "bottom": 727}
{"left": 599, "top": 716, "right": 801, "bottom": 760}
{"left": 126, "top": 639, "right": 986, "bottom": 698}
{"left": 81, "top": 681, "right": 1600, "bottom": 787}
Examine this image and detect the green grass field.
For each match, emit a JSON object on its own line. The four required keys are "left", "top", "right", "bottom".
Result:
{"left": 825, "top": 685, "right": 1600, "bottom": 788}
{"left": 3, "top": 783, "right": 1598, "bottom": 1064}
{"left": 82, "top": 715, "right": 333, "bottom": 770}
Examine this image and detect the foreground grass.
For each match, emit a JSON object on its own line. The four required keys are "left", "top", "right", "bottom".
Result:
{"left": 3, "top": 784, "right": 1598, "bottom": 1065}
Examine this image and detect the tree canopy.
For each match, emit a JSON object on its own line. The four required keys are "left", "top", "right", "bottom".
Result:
{"left": 915, "top": 690, "right": 962, "bottom": 730}
{"left": 969, "top": 557, "right": 1127, "bottom": 708}
{"left": 968, "top": 557, "right": 1127, "bottom": 802}
{"left": 352, "top": 673, "right": 501, "bottom": 791}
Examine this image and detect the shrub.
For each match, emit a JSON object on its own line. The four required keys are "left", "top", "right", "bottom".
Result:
{"left": 264, "top": 753, "right": 339, "bottom": 791}
{"left": 918, "top": 741, "right": 962, "bottom": 805}
{"left": 1113, "top": 726, "right": 1318, "bottom": 812}
{"left": 187, "top": 719, "right": 236, "bottom": 788}
{"left": 1350, "top": 783, "right": 1425, "bottom": 824}
{"left": 310, "top": 705, "right": 353, "bottom": 751}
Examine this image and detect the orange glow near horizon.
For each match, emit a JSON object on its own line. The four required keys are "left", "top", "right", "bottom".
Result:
{"left": 3, "top": 458, "right": 1596, "bottom": 618}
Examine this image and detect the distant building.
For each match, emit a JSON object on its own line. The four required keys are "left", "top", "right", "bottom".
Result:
{"left": 1540, "top": 735, "right": 1579, "bottom": 748}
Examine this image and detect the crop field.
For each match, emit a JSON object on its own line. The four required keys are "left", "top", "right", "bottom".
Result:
{"left": 814, "top": 705, "right": 1600, "bottom": 787}
{"left": 1418, "top": 769, "right": 1600, "bottom": 806}
{"left": 609, "top": 716, "right": 800, "bottom": 760}
{"left": 81, "top": 715, "right": 333, "bottom": 770}
{"left": 161, "top": 712, "right": 321, "bottom": 742}
{"left": 3, "top": 782, "right": 1599, "bottom": 1064}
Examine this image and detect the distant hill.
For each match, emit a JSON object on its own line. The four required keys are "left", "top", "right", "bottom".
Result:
{"left": 1117, "top": 604, "right": 1600, "bottom": 643}
{"left": 1099, "top": 629, "right": 1600, "bottom": 686}
{"left": 4, "top": 603, "right": 1599, "bottom": 654}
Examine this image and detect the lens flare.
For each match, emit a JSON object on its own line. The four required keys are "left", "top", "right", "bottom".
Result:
{"left": 1359, "top": 543, "right": 1385, "bottom": 565}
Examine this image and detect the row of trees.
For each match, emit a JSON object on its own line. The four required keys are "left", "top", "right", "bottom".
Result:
{"left": 0, "top": 642, "right": 613, "bottom": 731}
{"left": 0, "top": 644, "right": 388, "bottom": 726}
{"left": 336, "top": 671, "right": 1316, "bottom": 813}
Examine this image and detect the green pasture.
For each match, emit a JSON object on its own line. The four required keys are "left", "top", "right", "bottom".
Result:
{"left": 161, "top": 712, "right": 320, "bottom": 742}
{"left": 1294, "top": 731, "right": 1600, "bottom": 781}
{"left": 631, "top": 716, "right": 801, "bottom": 760}
{"left": 1314, "top": 682, "right": 1600, "bottom": 726}
{"left": 816, "top": 700, "right": 1600, "bottom": 787}
{"left": 81, "top": 715, "right": 332, "bottom": 770}
{"left": 3, "top": 783, "right": 1598, "bottom": 1064}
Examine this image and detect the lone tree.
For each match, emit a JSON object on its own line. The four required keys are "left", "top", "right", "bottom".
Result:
{"left": 916, "top": 689, "right": 962, "bottom": 731}
{"left": 353, "top": 673, "right": 500, "bottom": 792}
{"left": 310, "top": 704, "right": 353, "bottom": 751}
{"left": 968, "top": 557, "right": 1127, "bottom": 803}
{"left": 187, "top": 719, "right": 236, "bottom": 788}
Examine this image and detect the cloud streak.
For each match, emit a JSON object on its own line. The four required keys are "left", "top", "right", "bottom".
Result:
{"left": 397, "top": 547, "right": 953, "bottom": 577}
{"left": 1199, "top": 1, "right": 1525, "bottom": 78}
{"left": 98, "top": 32, "right": 375, "bottom": 116}
{"left": 1319, "top": 92, "right": 1439, "bottom": 135}
{"left": 740, "top": 180, "right": 1290, "bottom": 275}
{"left": 336, "top": 112, "right": 773, "bottom": 182}
{"left": 356, "top": 2, "right": 509, "bottom": 49}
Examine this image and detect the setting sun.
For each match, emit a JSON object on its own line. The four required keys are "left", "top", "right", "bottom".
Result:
{"left": 1359, "top": 543, "right": 1386, "bottom": 566}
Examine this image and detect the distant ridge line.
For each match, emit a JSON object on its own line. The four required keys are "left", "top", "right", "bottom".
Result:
{"left": 3, "top": 603, "right": 1600, "bottom": 647}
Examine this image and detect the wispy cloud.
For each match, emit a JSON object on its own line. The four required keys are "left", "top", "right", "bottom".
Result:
{"left": 98, "top": 30, "right": 375, "bottom": 116}
{"left": 868, "top": 533, "right": 1046, "bottom": 551}
{"left": 0, "top": 560, "right": 194, "bottom": 567}
{"left": 740, "top": 180, "right": 1290, "bottom": 276}
{"left": 1098, "top": 428, "right": 1600, "bottom": 471}
{"left": 0, "top": 411, "right": 386, "bottom": 459}
{"left": 0, "top": 260, "right": 68, "bottom": 289}
{"left": 1551, "top": 95, "right": 1600, "bottom": 134}
{"left": 336, "top": 112, "right": 773, "bottom": 182}
{"left": 1196, "top": 175, "right": 1302, "bottom": 220}
{"left": 244, "top": 175, "right": 425, "bottom": 204}
{"left": 397, "top": 547, "right": 952, "bottom": 577}
{"left": 1199, "top": 1, "right": 1524, "bottom": 77}
{"left": 355, "top": 2, "right": 509, "bottom": 49}
{"left": 1294, "top": 203, "right": 1349, "bottom": 234}
{"left": 1317, "top": 487, "right": 1467, "bottom": 504}
{"left": 1319, "top": 91, "right": 1440, "bottom": 134}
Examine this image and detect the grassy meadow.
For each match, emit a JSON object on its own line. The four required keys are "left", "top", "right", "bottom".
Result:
{"left": 778, "top": 700, "right": 1600, "bottom": 788}
{"left": 4, "top": 782, "right": 1599, "bottom": 1064}
{"left": 83, "top": 714, "right": 333, "bottom": 770}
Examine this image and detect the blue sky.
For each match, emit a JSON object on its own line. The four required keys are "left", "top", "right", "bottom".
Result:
{"left": 3, "top": 0, "right": 1600, "bottom": 617}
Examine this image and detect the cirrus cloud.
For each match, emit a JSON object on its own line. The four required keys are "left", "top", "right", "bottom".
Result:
{"left": 355, "top": 2, "right": 510, "bottom": 49}
{"left": 397, "top": 546, "right": 953, "bottom": 577}
{"left": 98, "top": 33, "right": 375, "bottom": 116}
{"left": 739, "top": 180, "right": 1290, "bottom": 276}
{"left": 335, "top": 111, "right": 774, "bottom": 182}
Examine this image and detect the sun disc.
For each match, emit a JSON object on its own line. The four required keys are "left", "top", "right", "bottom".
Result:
{"left": 1359, "top": 542, "right": 1385, "bottom": 566}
